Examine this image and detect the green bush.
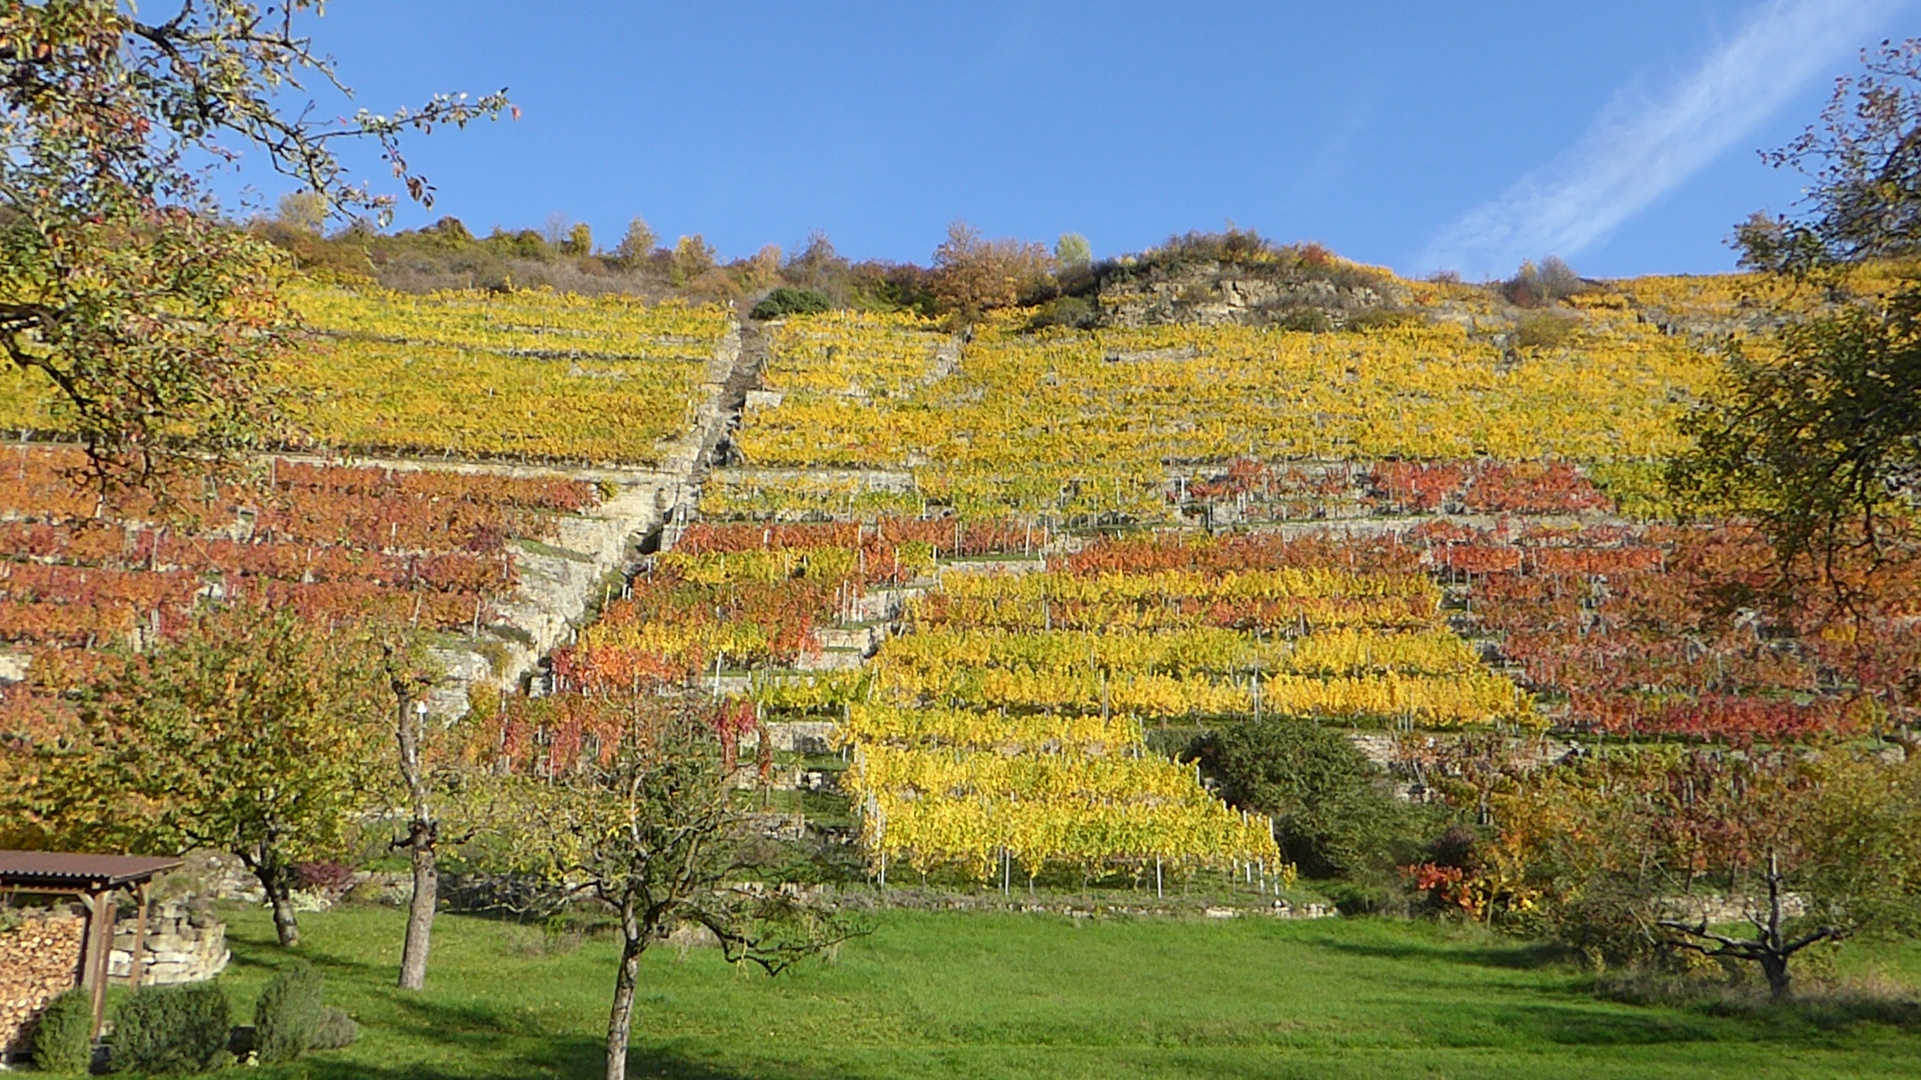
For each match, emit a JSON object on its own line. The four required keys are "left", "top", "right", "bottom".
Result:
{"left": 1187, "top": 718, "right": 1410, "bottom": 879}
{"left": 309, "top": 1007, "right": 359, "bottom": 1051}
{"left": 110, "top": 983, "right": 231, "bottom": 1074}
{"left": 1272, "top": 306, "right": 1333, "bottom": 333}
{"left": 30, "top": 988, "right": 94, "bottom": 1075}
{"left": 1025, "top": 295, "right": 1096, "bottom": 332}
{"left": 750, "top": 287, "right": 832, "bottom": 320}
{"left": 253, "top": 962, "right": 325, "bottom": 1064}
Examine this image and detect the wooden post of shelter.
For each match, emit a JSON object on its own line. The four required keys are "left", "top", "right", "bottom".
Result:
{"left": 0, "top": 851, "right": 183, "bottom": 1042}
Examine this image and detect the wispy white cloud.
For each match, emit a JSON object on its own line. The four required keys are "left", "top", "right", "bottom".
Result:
{"left": 1416, "top": 0, "right": 1908, "bottom": 278}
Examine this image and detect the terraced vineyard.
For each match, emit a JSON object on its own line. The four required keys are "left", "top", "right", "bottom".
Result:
{"left": 0, "top": 446, "right": 609, "bottom": 742}
{"left": 673, "top": 267, "right": 1921, "bottom": 892}
{"left": 722, "top": 295, "right": 1722, "bottom": 519}
{"left": 1, "top": 283, "right": 734, "bottom": 467}
{"left": 8, "top": 264, "right": 1917, "bottom": 896}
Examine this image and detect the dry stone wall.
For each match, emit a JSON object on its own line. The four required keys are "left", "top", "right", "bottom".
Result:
{"left": 431, "top": 320, "right": 746, "bottom": 715}
{"left": 108, "top": 900, "right": 229, "bottom": 986}
{"left": 0, "top": 900, "right": 229, "bottom": 1059}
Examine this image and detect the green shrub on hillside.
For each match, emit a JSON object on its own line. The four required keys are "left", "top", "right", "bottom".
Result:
{"left": 1025, "top": 295, "right": 1097, "bottom": 331}
{"left": 1186, "top": 718, "right": 1411, "bottom": 879}
{"left": 1273, "top": 307, "right": 1332, "bottom": 333}
{"left": 110, "top": 983, "right": 231, "bottom": 1074}
{"left": 30, "top": 989, "right": 94, "bottom": 1075}
{"left": 751, "top": 287, "right": 833, "bottom": 320}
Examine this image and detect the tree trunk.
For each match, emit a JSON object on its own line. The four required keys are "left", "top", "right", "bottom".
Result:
{"left": 1761, "top": 849, "right": 1792, "bottom": 1001}
{"left": 1762, "top": 953, "right": 1793, "bottom": 1001}
{"left": 395, "top": 686, "right": 439, "bottom": 990}
{"left": 398, "top": 833, "right": 436, "bottom": 990}
{"left": 605, "top": 898, "right": 645, "bottom": 1080}
{"left": 256, "top": 863, "right": 300, "bottom": 947}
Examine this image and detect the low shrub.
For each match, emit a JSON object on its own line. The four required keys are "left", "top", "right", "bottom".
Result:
{"left": 291, "top": 860, "right": 355, "bottom": 895}
{"left": 1512, "top": 311, "right": 1579, "bottom": 350}
{"left": 1502, "top": 256, "right": 1584, "bottom": 307}
{"left": 309, "top": 1007, "right": 360, "bottom": 1051}
{"left": 1025, "top": 296, "right": 1096, "bottom": 332}
{"left": 750, "top": 287, "right": 832, "bottom": 320}
{"left": 254, "top": 962, "right": 325, "bottom": 1064}
{"left": 110, "top": 983, "right": 231, "bottom": 1074}
{"left": 1272, "top": 306, "right": 1333, "bottom": 333}
{"left": 30, "top": 988, "right": 94, "bottom": 1075}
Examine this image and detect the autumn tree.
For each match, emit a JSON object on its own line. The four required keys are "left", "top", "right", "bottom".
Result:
{"left": 276, "top": 190, "right": 330, "bottom": 234}
{"left": 1735, "top": 39, "right": 1921, "bottom": 271}
{"left": 1497, "top": 747, "right": 1921, "bottom": 999}
{"left": 614, "top": 216, "right": 657, "bottom": 268}
{"left": 930, "top": 220, "right": 1054, "bottom": 320}
{"left": 1678, "top": 39, "right": 1921, "bottom": 595}
{"left": 27, "top": 605, "right": 388, "bottom": 947}
{"left": 0, "top": 1, "right": 510, "bottom": 496}
{"left": 673, "top": 234, "right": 717, "bottom": 284}
{"left": 479, "top": 693, "right": 861, "bottom": 1080}
{"left": 563, "top": 221, "right": 594, "bottom": 257}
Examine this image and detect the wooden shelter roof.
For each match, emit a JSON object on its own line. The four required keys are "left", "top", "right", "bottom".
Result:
{"left": 0, "top": 850, "right": 182, "bottom": 892}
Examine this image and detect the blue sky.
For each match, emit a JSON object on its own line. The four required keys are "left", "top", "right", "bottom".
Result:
{"left": 231, "top": 0, "right": 1919, "bottom": 279}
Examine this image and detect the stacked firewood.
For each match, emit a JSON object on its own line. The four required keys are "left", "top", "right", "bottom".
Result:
{"left": 0, "top": 912, "right": 85, "bottom": 1055}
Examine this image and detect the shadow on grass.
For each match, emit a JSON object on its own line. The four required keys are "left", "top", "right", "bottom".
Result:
{"left": 360, "top": 993, "right": 858, "bottom": 1080}
{"left": 1694, "top": 991, "right": 1921, "bottom": 1033}
{"left": 1467, "top": 1002, "right": 1722, "bottom": 1047}
{"left": 259, "top": 1043, "right": 789, "bottom": 1080}
{"left": 259, "top": 1021, "right": 850, "bottom": 1080}
{"left": 219, "top": 930, "right": 387, "bottom": 983}
{"left": 1319, "top": 935, "right": 1576, "bottom": 972}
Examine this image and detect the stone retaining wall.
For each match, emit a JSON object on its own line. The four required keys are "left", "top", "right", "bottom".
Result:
{"left": 108, "top": 899, "right": 229, "bottom": 986}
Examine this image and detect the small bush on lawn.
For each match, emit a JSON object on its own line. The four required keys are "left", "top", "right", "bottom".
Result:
{"left": 254, "top": 962, "right": 325, "bottom": 1064}
{"left": 310, "top": 1007, "right": 360, "bottom": 1051}
{"left": 751, "top": 287, "right": 831, "bottom": 320}
{"left": 30, "top": 988, "right": 94, "bottom": 1075}
{"left": 110, "top": 983, "right": 231, "bottom": 1074}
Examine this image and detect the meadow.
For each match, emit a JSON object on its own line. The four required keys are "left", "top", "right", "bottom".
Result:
{"left": 212, "top": 903, "right": 1921, "bottom": 1080}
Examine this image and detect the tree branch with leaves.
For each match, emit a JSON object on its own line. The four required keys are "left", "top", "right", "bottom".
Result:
{"left": 0, "top": 0, "right": 511, "bottom": 496}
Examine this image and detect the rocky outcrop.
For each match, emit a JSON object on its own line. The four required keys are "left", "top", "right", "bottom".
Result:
{"left": 1095, "top": 259, "right": 1407, "bottom": 329}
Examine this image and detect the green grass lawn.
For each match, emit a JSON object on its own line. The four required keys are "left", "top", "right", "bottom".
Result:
{"left": 204, "top": 902, "right": 1921, "bottom": 1080}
